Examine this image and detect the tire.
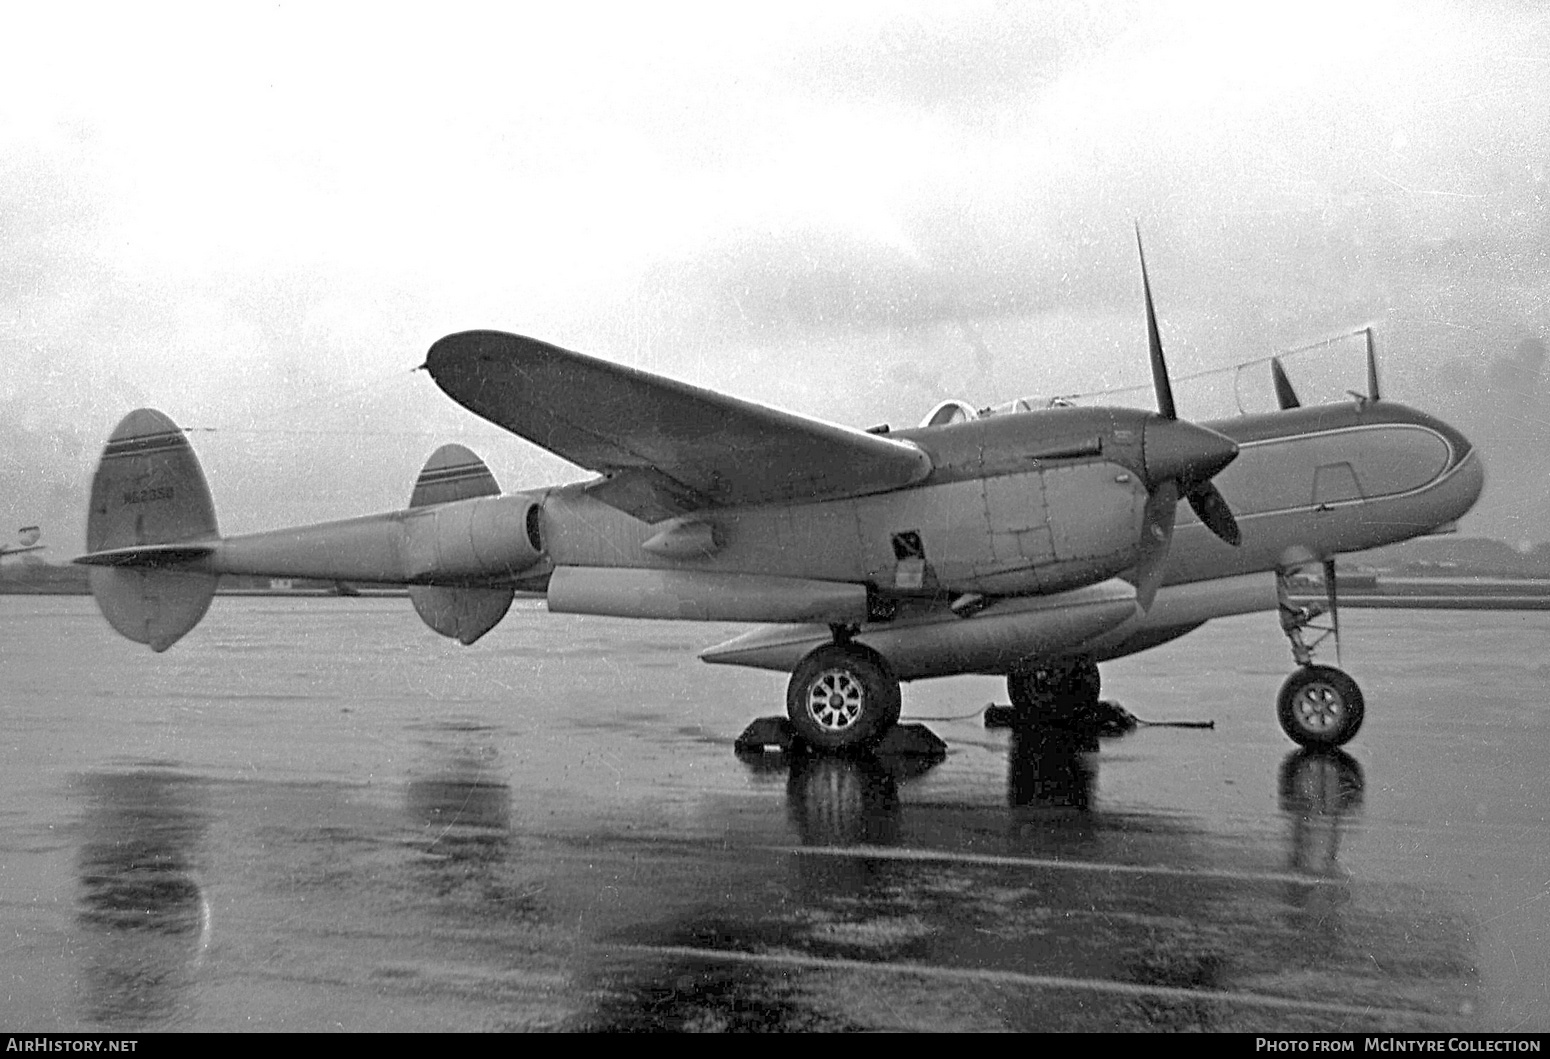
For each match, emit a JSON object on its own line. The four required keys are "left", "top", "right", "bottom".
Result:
{"left": 1277, "top": 665, "right": 1365, "bottom": 749}
{"left": 1006, "top": 656, "right": 1101, "bottom": 727}
{"left": 786, "top": 643, "right": 902, "bottom": 752}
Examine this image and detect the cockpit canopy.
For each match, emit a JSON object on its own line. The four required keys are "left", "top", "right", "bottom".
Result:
{"left": 918, "top": 395, "right": 1077, "bottom": 428}
{"left": 983, "top": 395, "right": 1078, "bottom": 416}
{"left": 918, "top": 399, "right": 979, "bottom": 428}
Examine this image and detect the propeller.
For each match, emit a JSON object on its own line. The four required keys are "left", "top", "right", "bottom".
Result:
{"left": 1129, "top": 478, "right": 1178, "bottom": 611}
{"left": 1134, "top": 226, "right": 1243, "bottom": 550}
{"left": 1276, "top": 327, "right": 1382, "bottom": 411}
{"left": 1365, "top": 327, "right": 1381, "bottom": 403}
{"left": 1271, "top": 357, "right": 1301, "bottom": 410}
{"left": 1140, "top": 231, "right": 1175, "bottom": 420}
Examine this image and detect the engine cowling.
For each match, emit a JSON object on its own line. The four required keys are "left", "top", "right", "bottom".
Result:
{"left": 404, "top": 494, "right": 545, "bottom": 582}
{"left": 404, "top": 442, "right": 545, "bottom": 646}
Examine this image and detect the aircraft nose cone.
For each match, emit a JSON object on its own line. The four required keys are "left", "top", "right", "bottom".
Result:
{"left": 1142, "top": 418, "right": 1239, "bottom": 490}
{"left": 1450, "top": 447, "right": 1485, "bottom": 521}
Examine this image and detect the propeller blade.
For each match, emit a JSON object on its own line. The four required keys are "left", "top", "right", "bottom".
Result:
{"left": 1270, "top": 357, "right": 1301, "bottom": 410}
{"left": 1124, "top": 224, "right": 1243, "bottom": 591}
{"left": 1130, "top": 227, "right": 1242, "bottom": 556}
{"left": 1129, "top": 479, "right": 1178, "bottom": 612}
{"left": 1135, "top": 224, "right": 1175, "bottom": 420}
{"left": 1186, "top": 482, "right": 1241, "bottom": 547}
{"left": 1365, "top": 327, "right": 1381, "bottom": 403}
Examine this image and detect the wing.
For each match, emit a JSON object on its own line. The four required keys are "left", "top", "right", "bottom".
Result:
{"left": 425, "top": 331, "right": 933, "bottom": 522}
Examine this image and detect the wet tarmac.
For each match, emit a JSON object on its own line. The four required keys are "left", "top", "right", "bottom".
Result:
{"left": 2, "top": 596, "right": 1548, "bottom": 1031}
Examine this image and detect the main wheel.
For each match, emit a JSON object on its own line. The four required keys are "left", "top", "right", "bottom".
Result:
{"left": 786, "top": 643, "right": 902, "bottom": 752}
{"left": 1277, "top": 665, "right": 1365, "bottom": 748}
{"left": 1006, "top": 655, "right": 1101, "bottom": 727}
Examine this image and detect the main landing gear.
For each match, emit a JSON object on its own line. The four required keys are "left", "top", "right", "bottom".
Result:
{"left": 1276, "top": 561, "right": 1365, "bottom": 748}
{"left": 1006, "top": 656, "right": 1102, "bottom": 728}
{"left": 783, "top": 634, "right": 1114, "bottom": 753}
{"left": 785, "top": 638, "right": 902, "bottom": 752}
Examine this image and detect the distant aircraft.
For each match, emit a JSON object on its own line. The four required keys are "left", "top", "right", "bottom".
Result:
{"left": 74, "top": 237, "right": 1482, "bottom": 753}
{"left": 0, "top": 526, "right": 43, "bottom": 560}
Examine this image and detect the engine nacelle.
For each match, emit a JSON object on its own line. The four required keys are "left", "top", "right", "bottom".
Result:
{"left": 403, "top": 494, "right": 545, "bottom": 582}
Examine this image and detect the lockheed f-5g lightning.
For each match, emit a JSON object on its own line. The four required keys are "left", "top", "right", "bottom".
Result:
{"left": 76, "top": 236, "right": 1484, "bottom": 753}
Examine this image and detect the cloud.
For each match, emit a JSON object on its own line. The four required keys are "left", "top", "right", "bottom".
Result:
{"left": 3, "top": 2, "right": 1550, "bottom": 546}
{"left": 1488, "top": 336, "right": 1546, "bottom": 396}
{"left": 795, "top": 2, "right": 1127, "bottom": 113}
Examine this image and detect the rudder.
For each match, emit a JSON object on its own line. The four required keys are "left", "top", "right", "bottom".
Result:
{"left": 85, "top": 409, "right": 220, "bottom": 651}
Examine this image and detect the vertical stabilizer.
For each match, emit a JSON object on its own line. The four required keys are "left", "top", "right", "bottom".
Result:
{"left": 84, "top": 409, "right": 220, "bottom": 651}
{"left": 407, "top": 444, "right": 515, "bottom": 645}
{"left": 408, "top": 443, "right": 502, "bottom": 508}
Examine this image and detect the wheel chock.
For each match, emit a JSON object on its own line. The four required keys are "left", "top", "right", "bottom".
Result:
{"left": 872, "top": 723, "right": 947, "bottom": 758}
{"left": 734, "top": 716, "right": 797, "bottom": 754}
{"left": 733, "top": 717, "right": 946, "bottom": 758}
{"left": 983, "top": 700, "right": 1138, "bottom": 738}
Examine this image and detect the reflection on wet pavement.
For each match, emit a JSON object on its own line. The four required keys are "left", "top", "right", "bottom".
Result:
{"left": 1007, "top": 728, "right": 1097, "bottom": 812}
{"left": 4, "top": 601, "right": 1532, "bottom": 1030}
{"left": 74, "top": 768, "right": 209, "bottom": 1028}
{"left": 1280, "top": 748, "right": 1364, "bottom": 878}
{"left": 406, "top": 727, "right": 527, "bottom": 916}
{"left": 49, "top": 722, "right": 1483, "bottom": 1032}
{"left": 562, "top": 735, "right": 1478, "bottom": 1032}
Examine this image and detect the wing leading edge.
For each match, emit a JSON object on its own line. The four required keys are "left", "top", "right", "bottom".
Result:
{"left": 425, "top": 331, "right": 933, "bottom": 522}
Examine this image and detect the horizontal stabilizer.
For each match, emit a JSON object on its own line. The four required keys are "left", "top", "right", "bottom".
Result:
{"left": 75, "top": 543, "right": 217, "bottom": 568}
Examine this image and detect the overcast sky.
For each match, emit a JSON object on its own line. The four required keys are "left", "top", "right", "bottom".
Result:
{"left": 3, "top": 0, "right": 1546, "bottom": 549}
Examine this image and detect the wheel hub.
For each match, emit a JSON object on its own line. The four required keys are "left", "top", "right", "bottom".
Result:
{"left": 1291, "top": 682, "right": 1345, "bottom": 732}
{"left": 807, "top": 669, "right": 865, "bottom": 732}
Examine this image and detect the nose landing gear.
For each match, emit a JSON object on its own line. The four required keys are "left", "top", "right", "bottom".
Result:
{"left": 1277, "top": 664, "right": 1365, "bottom": 748}
{"left": 1277, "top": 560, "right": 1364, "bottom": 748}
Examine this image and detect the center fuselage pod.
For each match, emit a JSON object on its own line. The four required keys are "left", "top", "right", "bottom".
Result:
{"left": 700, "top": 399, "right": 1484, "bottom": 679}
{"left": 1156, "top": 401, "right": 1481, "bottom": 587}
{"left": 1074, "top": 399, "right": 1484, "bottom": 664}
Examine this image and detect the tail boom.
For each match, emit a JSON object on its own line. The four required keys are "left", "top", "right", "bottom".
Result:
{"left": 80, "top": 410, "right": 547, "bottom": 651}
{"left": 78, "top": 502, "right": 548, "bottom": 586}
